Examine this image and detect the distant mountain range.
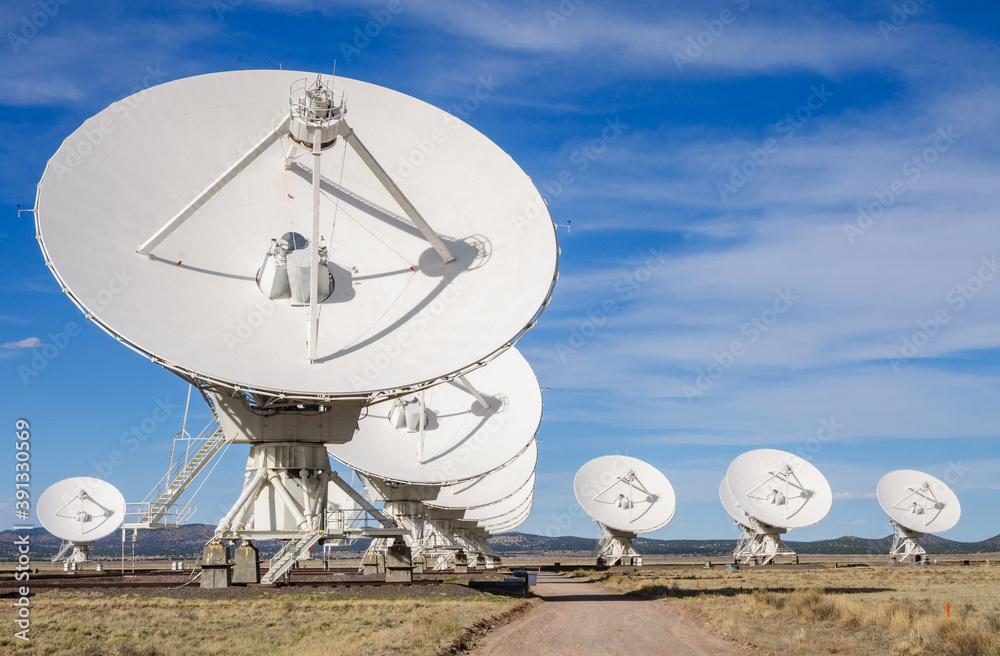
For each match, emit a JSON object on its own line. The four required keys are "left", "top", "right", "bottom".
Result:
{"left": 2, "top": 525, "right": 998, "bottom": 560}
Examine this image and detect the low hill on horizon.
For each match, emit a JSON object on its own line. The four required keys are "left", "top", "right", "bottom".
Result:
{"left": 2, "top": 525, "right": 998, "bottom": 560}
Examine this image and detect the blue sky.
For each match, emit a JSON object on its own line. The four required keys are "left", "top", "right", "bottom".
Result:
{"left": 3, "top": 0, "right": 1000, "bottom": 543}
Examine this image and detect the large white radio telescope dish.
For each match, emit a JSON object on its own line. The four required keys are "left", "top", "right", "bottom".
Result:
{"left": 877, "top": 469, "right": 960, "bottom": 561}
{"left": 719, "top": 477, "right": 753, "bottom": 529}
{"left": 877, "top": 470, "right": 961, "bottom": 534}
{"left": 463, "top": 474, "right": 534, "bottom": 523}
{"left": 574, "top": 455, "right": 676, "bottom": 534}
{"left": 726, "top": 449, "right": 832, "bottom": 530}
{"left": 723, "top": 449, "right": 832, "bottom": 565}
{"left": 574, "top": 455, "right": 675, "bottom": 566}
{"left": 328, "top": 347, "right": 541, "bottom": 485}
{"left": 34, "top": 70, "right": 558, "bottom": 401}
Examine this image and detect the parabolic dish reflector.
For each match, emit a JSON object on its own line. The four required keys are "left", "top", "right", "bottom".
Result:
{"left": 573, "top": 455, "right": 676, "bottom": 534}
{"left": 37, "top": 477, "right": 125, "bottom": 543}
{"left": 426, "top": 439, "right": 536, "bottom": 510}
{"left": 877, "top": 470, "right": 961, "bottom": 534}
{"left": 726, "top": 449, "right": 832, "bottom": 530}
{"left": 34, "top": 70, "right": 557, "bottom": 399}
{"left": 328, "top": 347, "right": 541, "bottom": 485}
{"left": 719, "top": 477, "right": 753, "bottom": 529}
{"left": 463, "top": 474, "right": 534, "bottom": 522}
{"left": 482, "top": 502, "right": 532, "bottom": 532}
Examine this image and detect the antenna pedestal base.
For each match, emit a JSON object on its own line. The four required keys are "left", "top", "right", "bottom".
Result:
{"left": 733, "top": 520, "right": 793, "bottom": 565}
{"left": 216, "top": 443, "right": 331, "bottom": 538}
{"left": 889, "top": 521, "right": 927, "bottom": 561}
{"left": 596, "top": 525, "right": 639, "bottom": 567}
{"left": 362, "top": 548, "right": 385, "bottom": 575}
{"left": 232, "top": 541, "right": 261, "bottom": 584}
{"left": 452, "top": 550, "right": 469, "bottom": 573}
{"left": 66, "top": 543, "right": 92, "bottom": 563}
{"left": 384, "top": 538, "right": 414, "bottom": 583}
{"left": 201, "top": 541, "right": 233, "bottom": 589}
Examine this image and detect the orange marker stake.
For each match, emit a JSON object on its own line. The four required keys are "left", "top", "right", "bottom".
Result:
{"left": 947, "top": 602, "right": 951, "bottom": 615}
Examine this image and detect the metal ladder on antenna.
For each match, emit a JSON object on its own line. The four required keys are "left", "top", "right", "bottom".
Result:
{"left": 261, "top": 528, "right": 325, "bottom": 585}
{"left": 132, "top": 421, "right": 228, "bottom": 527}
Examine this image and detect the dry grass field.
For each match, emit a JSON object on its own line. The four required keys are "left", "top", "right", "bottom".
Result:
{"left": 569, "top": 562, "right": 1000, "bottom": 655}
{"left": 0, "top": 590, "right": 518, "bottom": 656}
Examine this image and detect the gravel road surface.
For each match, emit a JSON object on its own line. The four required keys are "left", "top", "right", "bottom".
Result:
{"left": 470, "top": 573, "right": 757, "bottom": 656}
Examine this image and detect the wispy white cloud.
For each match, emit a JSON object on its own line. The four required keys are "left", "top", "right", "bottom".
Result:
{"left": 0, "top": 18, "right": 219, "bottom": 107}
{"left": 1, "top": 337, "right": 41, "bottom": 349}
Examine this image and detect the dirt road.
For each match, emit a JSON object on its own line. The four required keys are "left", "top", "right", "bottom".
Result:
{"left": 469, "top": 573, "right": 752, "bottom": 656}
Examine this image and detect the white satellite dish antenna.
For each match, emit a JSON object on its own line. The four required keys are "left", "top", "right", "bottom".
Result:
{"left": 37, "top": 477, "right": 125, "bottom": 563}
{"left": 574, "top": 455, "right": 676, "bottom": 567}
{"left": 416, "top": 442, "right": 535, "bottom": 569}
{"left": 329, "top": 347, "right": 541, "bottom": 486}
{"left": 425, "top": 439, "right": 536, "bottom": 511}
{"left": 328, "top": 348, "right": 542, "bottom": 535}
{"left": 34, "top": 70, "right": 558, "bottom": 401}
{"left": 877, "top": 469, "right": 961, "bottom": 561}
{"left": 33, "top": 69, "right": 558, "bottom": 575}
{"left": 332, "top": 347, "right": 541, "bottom": 563}
{"left": 724, "top": 449, "right": 833, "bottom": 565}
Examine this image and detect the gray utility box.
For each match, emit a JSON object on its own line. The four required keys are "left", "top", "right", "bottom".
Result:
{"left": 511, "top": 568, "right": 537, "bottom": 586}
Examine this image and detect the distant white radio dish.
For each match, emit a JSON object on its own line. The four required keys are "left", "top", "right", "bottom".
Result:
{"left": 426, "top": 439, "right": 536, "bottom": 510}
{"left": 724, "top": 449, "right": 832, "bottom": 565}
{"left": 877, "top": 469, "right": 961, "bottom": 561}
{"left": 37, "top": 477, "right": 125, "bottom": 563}
{"left": 574, "top": 455, "right": 676, "bottom": 566}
